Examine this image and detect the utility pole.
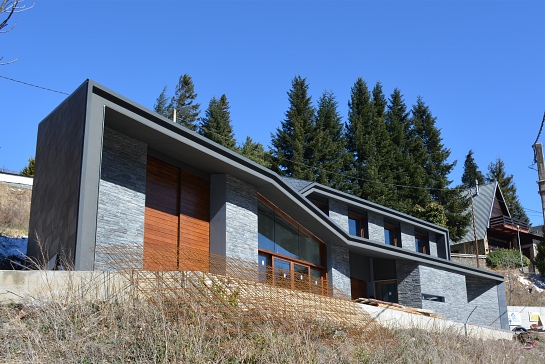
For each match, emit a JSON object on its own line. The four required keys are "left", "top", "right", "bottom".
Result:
{"left": 469, "top": 186, "right": 480, "bottom": 268}
{"left": 535, "top": 142, "right": 545, "bottom": 225}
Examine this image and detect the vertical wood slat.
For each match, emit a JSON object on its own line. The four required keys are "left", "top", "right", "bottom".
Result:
{"left": 144, "top": 157, "right": 179, "bottom": 270}
{"left": 144, "top": 156, "right": 210, "bottom": 271}
{"left": 179, "top": 170, "right": 210, "bottom": 271}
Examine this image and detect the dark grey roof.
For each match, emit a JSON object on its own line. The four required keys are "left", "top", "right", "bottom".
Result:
{"left": 279, "top": 176, "right": 314, "bottom": 192}
{"left": 453, "top": 182, "right": 499, "bottom": 245}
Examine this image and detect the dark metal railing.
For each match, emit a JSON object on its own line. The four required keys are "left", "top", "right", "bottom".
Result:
{"left": 489, "top": 215, "right": 529, "bottom": 231}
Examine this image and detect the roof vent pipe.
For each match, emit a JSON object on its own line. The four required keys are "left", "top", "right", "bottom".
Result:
{"left": 172, "top": 109, "right": 177, "bottom": 123}
{"left": 475, "top": 180, "right": 479, "bottom": 195}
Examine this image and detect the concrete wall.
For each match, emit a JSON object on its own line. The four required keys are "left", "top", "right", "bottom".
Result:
{"left": 396, "top": 260, "right": 422, "bottom": 309}
{"left": 508, "top": 305, "right": 545, "bottom": 329}
{"left": 331, "top": 244, "right": 351, "bottom": 297}
{"left": 367, "top": 212, "right": 384, "bottom": 242}
{"left": 420, "top": 265, "right": 468, "bottom": 323}
{"left": 328, "top": 199, "right": 349, "bottom": 233}
{"left": 210, "top": 174, "right": 258, "bottom": 264}
{"left": 400, "top": 222, "right": 415, "bottom": 251}
{"left": 94, "top": 127, "right": 147, "bottom": 270}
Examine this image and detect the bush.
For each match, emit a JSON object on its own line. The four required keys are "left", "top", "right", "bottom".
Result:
{"left": 487, "top": 249, "right": 530, "bottom": 269}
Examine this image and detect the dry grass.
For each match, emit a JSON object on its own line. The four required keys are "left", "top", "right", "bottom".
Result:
{"left": 0, "top": 182, "right": 31, "bottom": 237}
{"left": 1, "top": 274, "right": 545, "bottom": 363}
{"left": 502, "top": 268, "right": 545, "bottom": 307}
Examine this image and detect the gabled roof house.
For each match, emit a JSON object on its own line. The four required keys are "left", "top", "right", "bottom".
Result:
{"left": 28, "top": 80, "right": 509, "bottom": 330}
{"left": 451, "top": 183, "right": 540, "bottom": 271}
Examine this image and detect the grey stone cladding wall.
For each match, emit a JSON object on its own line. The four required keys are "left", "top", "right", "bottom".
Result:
{"left": 225, "top": 175, "right": 258, "bottom": 263}
{"left": 429, "top": 233, "right": 438, "bottom": 257}
{"left": 329, "top": 199, "right": 349, "bottom": 233}
{"left": 367, "top": 212, "right": 385, "bottom": 243}
{"left": 396, "top": 260, "right": 422, "bottom": 309}
{"left": 420, "top": 265, "right": 468, "bottom": 322}
{"left": 331, "top": 245, "right": 351, "bottom": 297}
{"left": 400, "top": 223, "right": 415, "bottom": 251}
{"left": 94, "top": 127, "right": 147, "bottom": 270}
{"left": 466, "top": 276, "right": 502, "bottom": 329}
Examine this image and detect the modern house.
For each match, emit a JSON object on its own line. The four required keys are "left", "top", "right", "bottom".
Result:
{"left": 27, "top": 80, "right": 508, "bottom": 330}
{"left": 451, "top": 183, "right": 540, "bottom": 271}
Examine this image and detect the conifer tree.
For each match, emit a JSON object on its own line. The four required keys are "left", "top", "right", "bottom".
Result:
{"left": 169, "top": 74, "right": 200, "bottom": 130}
{"left": 485, "top": 158, "right": 529, "bottom": 223}
{"left": 345, "top": 79, "right": 394, "bottom": 205}
{"left": 271, "top": 76, "right": 315, "bottom": 180}
{"left": 153, "top": 86, "right": 169, "bottom": 118}
{"left": 385, "top": 89, "right": 424, "bottom": 212}
{"left": 20, "top": 157, "right": 35, "bottom": 177}
{"left": 461, "top": 150, "right": 485, "bottom": 188}
{"left": 312, "top": 91, "right": 349, "bottom": 190}
{"left": 411, "top": 97, "right": 470, "bottom": 239}
{"left": 238, "top": 136, "right": 272, "bottom": 168}
{"left": 199, "top": 94, "right": 236, "bottom": 150}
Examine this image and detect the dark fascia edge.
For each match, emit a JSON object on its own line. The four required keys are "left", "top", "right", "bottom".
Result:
{"left": 85, "top": 80, "right": 503, "bottom": 282}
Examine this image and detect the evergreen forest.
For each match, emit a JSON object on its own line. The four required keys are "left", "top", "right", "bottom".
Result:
{"left": 153, "top": 74, "right": 528, "bottom": 242}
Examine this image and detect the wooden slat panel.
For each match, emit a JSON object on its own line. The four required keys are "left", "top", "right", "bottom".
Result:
{"left": 144, "top": 157, "right": 179, "bottom": 271}
{"left": 179, "top": 170, "right": 210, "bottom": 271}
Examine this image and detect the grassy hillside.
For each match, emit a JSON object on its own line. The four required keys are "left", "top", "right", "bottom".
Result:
{"left": 0, "top": 182, "right": 31, "bottom": 237}
{"left": 1, "top": 284, "right": 544, "bottom": 363}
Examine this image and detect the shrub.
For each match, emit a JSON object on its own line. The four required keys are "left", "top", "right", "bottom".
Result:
{"left": 487, "top": 249, "right": 530, "bottom": 269}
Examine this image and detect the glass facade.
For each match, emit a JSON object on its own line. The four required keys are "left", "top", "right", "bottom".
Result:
{"left": 258, "top": 202, "right": 323, "bottom": 267}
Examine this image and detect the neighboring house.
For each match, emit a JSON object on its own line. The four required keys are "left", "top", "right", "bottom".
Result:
{"left": 0, "top": 171, "right": 33, "bottom": 190}
{"left": 451, "top": 183, "right": 540, "bottom": 271}
{"left": 27, "top": 80, "right": 508, "bottom": 330}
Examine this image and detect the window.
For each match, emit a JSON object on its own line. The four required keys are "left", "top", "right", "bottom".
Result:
{"left": 348, "top": 213, "right": 367, "bottom": 238}
{"left": 375, "top": 280, "right": 398, "bottom": 303}
{"left": 415, "top": 233, "right": 430, "bottom": 255}
{"left": 384, "top": 223, "right": 401, "bottom": 247}
{"left": 422, "top": 293, "right": 445, "bottom": 302}
{"left": 258, "top": 197, "right": 328, "bottom": 295}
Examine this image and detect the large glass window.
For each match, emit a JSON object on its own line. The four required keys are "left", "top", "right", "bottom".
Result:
{"left": 258, "top": 201, "right": 325, "bottom": 267}
{"left": 349, "top": 217, "right": 361, "bottom": 237}
{"left": 257, "top": 198, "right": 328, "bottom": 295}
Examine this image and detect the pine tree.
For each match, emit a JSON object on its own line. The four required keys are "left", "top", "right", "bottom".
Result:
{"left": 411, "top": 97, "right": 470, "bottom": 239}
{"left": 153, "top": 86, "right": 170, "bottom": 118}
{"left": 169, "top": 74, "right": 200, "bottom": 130}
{"left": 311, "top": 91, "right": 349, "bottom": 190}
{"left": 461, "top": 150, "right": 485, "bottom": 188}
{"left": 385, "top": 88, "right": 425, "bottom": 212}
{"left": 238, "top": 136, "right": 272, "bottom": 168}
{"left": 199, "top": 94, "right": 236, "bottom": 150}
{"left": 345, "top": 79, "right": 394, "bottom": 206}
{"left": 485, "top": 158, "right": 529, "bottom": 223}
{"left": 271, "top": 76, "right": 315, "bottom": 180}
{"left": 20, "top": 157, "right": 35, "bottom": 177}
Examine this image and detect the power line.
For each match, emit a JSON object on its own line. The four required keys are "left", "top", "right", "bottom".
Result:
{"left": 0, "top": 75, "right": 69, "bottom": 95}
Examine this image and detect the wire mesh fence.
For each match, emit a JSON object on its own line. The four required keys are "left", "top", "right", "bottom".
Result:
{"left": 95, "top": 244, "right": 379, "bottom": 333}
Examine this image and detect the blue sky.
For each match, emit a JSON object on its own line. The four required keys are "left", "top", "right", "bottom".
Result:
{"left": 1, "top": 0, "right": 544, "bottom": 224}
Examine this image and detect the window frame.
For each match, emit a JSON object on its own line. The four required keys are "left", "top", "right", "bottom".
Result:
{"left": 348, "top": 212, "right": 367, "bottom": 238}
{"left": 384, "top": 222, "right": 401, "bottom": 247}
{"left": 415, "top": 232, "right": 430, "bottom": 255}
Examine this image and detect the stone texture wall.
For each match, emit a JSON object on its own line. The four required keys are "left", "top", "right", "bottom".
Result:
{"left": 429, "top": 233, "right": 438, "bottom": 257}
{"left": 367, "top": 212, "right": 385, "bottom": 243}
{"left": 329, "top": 199, "right": 349, "bottom": 233}
{"left": 331, "top": 245, "right": 351, "bottom": 297}
{"left": 225, "top": 175, "right": 258, "bottom": 263}
{"left": 466, "top": 276, "right": 502, "bottom": 329}
{"left": 420, "top": 265, "right": 468, "bottom": 322}
{"left": 395, "top": 260, "right": 422, "bottom": 309}
{"left": 94, "top": 127, "right": 147, "bottom": 270}
{"left": 400, "top": 223, "right": 415, "bottom": 251}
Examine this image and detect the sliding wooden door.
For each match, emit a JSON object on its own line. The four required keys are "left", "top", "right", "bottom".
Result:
{"left": 143, "top": 156, "right": 210, "bottom": 271}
